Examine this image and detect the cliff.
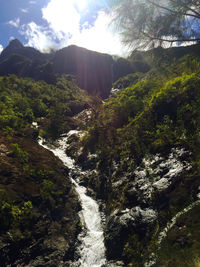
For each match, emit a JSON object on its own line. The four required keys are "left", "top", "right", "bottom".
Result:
{"left": 0, "top": 39, "right": 149, "bottom": 98}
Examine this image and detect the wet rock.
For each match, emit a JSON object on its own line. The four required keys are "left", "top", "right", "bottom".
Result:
{"left": 105, "top": 207, "right": 157, "bottom": 260}
{"left": 73, "top": 108, "right": 92, "bottom": 127}
{"left": 78, "top": 174, "right": 89, "bottom": 187}
{"left": 107, "top": 260, "right": 125, "bottom": 266}
{"left": 102, "top": 146, "right": 194, "bottom": 265}
{"left": 131, "top": 147, "right": 192, "bottom": 205}
{"left": 0, "top": 144, "right": 9, "bottom": 154}
{"left": 125, "top": 187, "right": 139, "bottom": 206}
{"left": 65, "top": 130, "right": 84, "bottom": 162}
{"left": 77, "top": 153, "right": 98, "bottom": 170}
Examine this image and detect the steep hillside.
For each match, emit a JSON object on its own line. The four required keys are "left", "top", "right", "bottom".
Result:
{"left": 1, "top": 41, "right": 200, "bottom": 266}
{"left": 74, "top": 47, "right": 200, "bottom": 266}
{"left": 0, "top": 74, "right": 92, "bottom": 266}
{"left": 0, "top": 39, "right": 149, "bottom": 98}
{"left": 0, "top": 132, "right": 80, "bottom": 266}
{"left": 0, "top": 39, "right": 48, "bottom": 63}
{"left": 53, "top": 45, "right": 113, "bottom": 98}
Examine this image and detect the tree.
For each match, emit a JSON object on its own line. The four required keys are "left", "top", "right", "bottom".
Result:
{"left": 111, "top": 0, "right": 200, "bottom": 49}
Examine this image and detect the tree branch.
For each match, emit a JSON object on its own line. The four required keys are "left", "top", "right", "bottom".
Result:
{"left": 170, "top": 0, "right": 200, "bottom": 18}
{"left": 147, "top": 0, "right": 200, "bottom": 19}
{"left": 142, "top": 30, "right": 200, "bottom": 43}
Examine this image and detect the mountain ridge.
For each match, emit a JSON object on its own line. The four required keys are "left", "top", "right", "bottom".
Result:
{"left": 0, "top": 39, "right": 149, "bottom": 98}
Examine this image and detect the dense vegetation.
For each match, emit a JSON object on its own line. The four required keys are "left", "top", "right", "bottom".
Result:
{"left": 0, "top": 73, "right": 90, "bottom": 229}
{"left": 84, "top": 53, "right": 200, "bottom": 165}
{"left": 0, "top": 74, "right": 89, "bottom": 139}
{"left": 0, "top": 74, "right": 90, "bottom": 265}
{"left": 81, "top": 51, "right": 200, "bottom": 266}
{"left": 1, "top": 40, "right": 200, "bottom": 266}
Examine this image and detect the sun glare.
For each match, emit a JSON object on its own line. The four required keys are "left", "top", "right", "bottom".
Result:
{"left": 41, "top": 0, "right": 125, "bottom": 55}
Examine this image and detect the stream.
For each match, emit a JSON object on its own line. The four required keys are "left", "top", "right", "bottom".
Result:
{"left": 38, "top": 131, "right": 106, "bottom": 267}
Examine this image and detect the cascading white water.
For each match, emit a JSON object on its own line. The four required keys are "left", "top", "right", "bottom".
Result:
{"left": 38, "top": 132, "right": 106, "bottom": 267}
{"left": 74, "top": 180, "right": 106, "bottom": 267}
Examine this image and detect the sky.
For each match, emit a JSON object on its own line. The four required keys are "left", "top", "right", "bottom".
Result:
{"left": 0, "top": 0, "right": 128, "bottom": 56}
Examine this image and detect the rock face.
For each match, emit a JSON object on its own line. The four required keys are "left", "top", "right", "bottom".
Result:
{"left": 53, "top": 45, "right": 114, "bottom": 98}
{"left": 0, "top": 40, "right": 115, "bottom": 98}
{"left": 105, "top": 207, "right": 157, "bottom": 260}
{"left": 102, "top": 147, "right": 195, "bottom": 265}
{"left": 0, "top": 39, "right": 43, "bottom": 62}
{"left": 0, "top": 131, "right": 80, "bottom": 266}
{"left": 1, "top": 39, "right": 200, "bottom": 99}
{"left": 0, "top": 39, "right": 55, "bottom": 83}
{"left": 0, "top": 39, "right": 150, "bottom": 98}
{"left": 113, "top": 57, "right": 150, "bottom": 82}
{"left": 73, "top": 140, "right": 196, "bottom": 265}
{"left": 131, "top": 148, "right": 192, "bottom": 205}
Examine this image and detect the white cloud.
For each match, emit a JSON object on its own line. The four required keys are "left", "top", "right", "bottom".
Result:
{"left": 9, "top": 36, "right": 15, "bottom": 41}
{"left": 0, "top": 44, "right": 3, "bottom": 54}
{"left": 68, "top": 11, "right": 127, "bottom": 56}
{"left": 20, "top": 22, "right": 57, "bottom": 52}
{"left": 42, "top": 0, "right": 80, "bottom": 37}
{"left": 20, "top": 0, "right": 128, "bottom": 56}
{"left": 20, "top": 8, "right": 28, "bottom": 13}
{"left": 8, "top": 18, "right": 20, "bottom": 28}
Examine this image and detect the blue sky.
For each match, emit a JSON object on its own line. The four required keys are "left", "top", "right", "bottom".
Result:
{"left": 0, "top": 0, "right": 127, "bottom": 56}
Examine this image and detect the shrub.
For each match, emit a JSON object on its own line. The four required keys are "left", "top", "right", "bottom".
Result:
{"left": 10, "top": 143, "right": 29, "bottom": 163}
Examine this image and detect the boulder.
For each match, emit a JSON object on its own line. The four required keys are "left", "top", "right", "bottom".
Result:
{"left": 105, "top": 207, "right": 157, "bottom": 260}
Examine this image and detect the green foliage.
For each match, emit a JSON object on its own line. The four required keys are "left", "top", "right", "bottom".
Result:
{"left": 112, "top": 72, "right": 144, "bottom": 90}
{"left": 81, "top": 53, "right": 200, "bottom": 266}
{"left": 29, "top": 168, "right": 54, "bottom": 182}
{"left": 156, "top": 205, "right": 200, "bottom": 266}
{"left": 11, "top": 143, "right": 29, "bottom": 163}
{"left": 83, "top": 63, "right": 200, "bottom": 166}
{"left": 0, "top": 167, "right": 57, "bottom": 232}
{"left": 123, "top": 234, "right": 144, "bottom": 265}
{"left": 0, "top": 73, "right": 86, "bottom": 257}
{"left": 0, "top": 198, "right": 33, "bottom": 231}
{"left": 27, "top": 168, "right": 56, "bottom": 208}
{"left": 0, "top": 74, "right": 89, "bottom": 138}
{"left": 40, "top": 180, "right": 56, "bottom": 209}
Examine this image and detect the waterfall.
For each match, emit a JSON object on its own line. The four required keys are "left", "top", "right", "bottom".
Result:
{"left": 38, "top": 132, "right": 106, "bottom": 267}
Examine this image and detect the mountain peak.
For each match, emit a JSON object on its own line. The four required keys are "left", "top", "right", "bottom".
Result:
{"left": 8, "top": 39, "right": 24, "bottom": 49}
{"left": 0, "top": 39, "right": 24, "bottom": 63}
